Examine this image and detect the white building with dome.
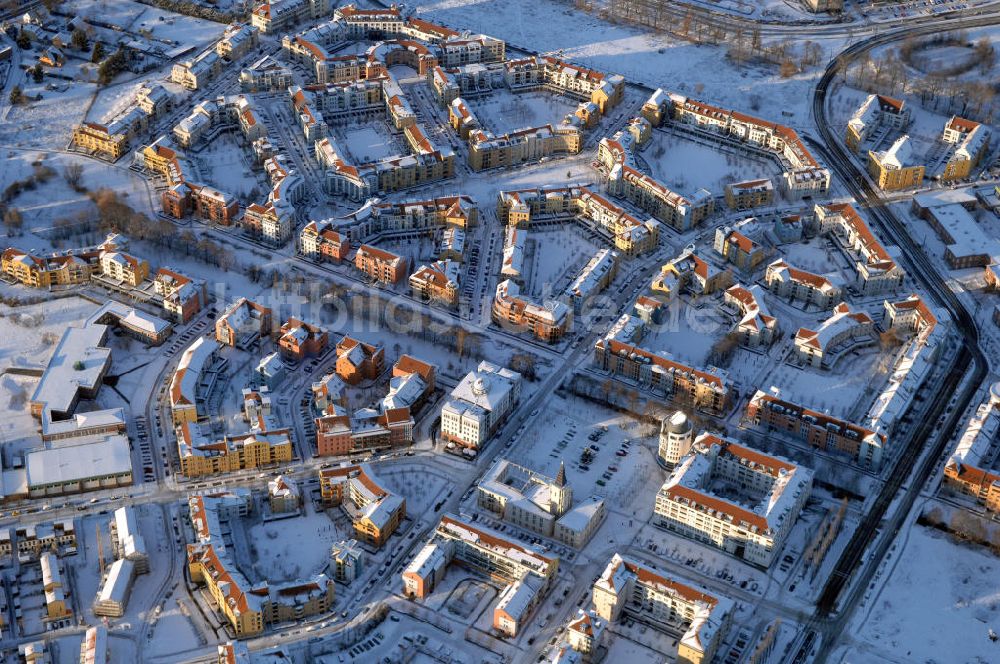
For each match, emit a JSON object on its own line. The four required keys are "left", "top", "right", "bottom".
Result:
{"left": 440, "top": 361, "right": 522, "bottom": 448}
{"left": 657, "top": 410, "right": 694, "bottom": 469}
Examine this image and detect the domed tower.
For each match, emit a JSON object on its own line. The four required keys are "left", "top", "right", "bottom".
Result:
{"left": 658, "top": 411, "right": 694, "bottom": 470}
{"left": 549, "top": 461, "right": 573, "bottom": 517}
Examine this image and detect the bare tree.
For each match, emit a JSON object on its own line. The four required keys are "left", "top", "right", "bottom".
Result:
{"left": 63, "top": 162, "right": 85, "bottom": 191}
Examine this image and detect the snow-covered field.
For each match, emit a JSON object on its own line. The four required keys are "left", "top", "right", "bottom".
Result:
{"left": 0, "top": 149, "right": 156, "bottom": 229}
{"left": 850, "top": 526, "right": 1000, "bottom": 663}
{"left": 415, "top": 0, "right": 831, "bottom": 126}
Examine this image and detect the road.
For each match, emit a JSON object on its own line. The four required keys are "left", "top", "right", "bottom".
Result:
{"left": 798, "top": 12, "right": 1000, "bottom": 661}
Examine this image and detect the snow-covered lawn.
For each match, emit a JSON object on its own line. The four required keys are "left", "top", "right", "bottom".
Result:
{"left": 337, "top": 125, "right": 400, "bottom": 163}
{"left": 466, "top": 92, "right": 578, "bottom": 135}
{"left": 196, "top": 133, "right": 263, "bottom": 199}
{"left": 247, "top": 508, "right": 341, "bottom": 582}
{"left": 764, "top": 348, "right": 888, "bottom": 420}
{"left": 645, "top": 130, "right": 776, "bottom": 196}
{"left": 854, "top": 526, "right": 1000, "bottom": 663}
{"left": 642, "top": 297, "right": 729, "bottom": 367}
{"left": 524, "top": 227, "right": 601, "bottom": 297}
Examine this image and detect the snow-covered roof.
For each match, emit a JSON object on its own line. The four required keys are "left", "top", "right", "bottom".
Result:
{"left": 30, "top": 323, "right": 111, "bottom": 417}
{"left": 113, "top": 506, "right": 147, "bottom": 562}
{"left": 96, "top": 557, "right": 135, "bottom": 606}
{"left": 495, "top": 577, "right": 539, "bottom": 622}
{"left": 26, "top": 436, "right": 131, "bottom": 489}
{"left": 447, "top": 361, "right": 521, "bottom": 414}
{"left": 873, "top": 135, "right": 918, "bottom": 169}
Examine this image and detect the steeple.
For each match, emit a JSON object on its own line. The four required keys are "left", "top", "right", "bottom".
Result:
{"left": 555, "top": 461, "right": 566, "bottom": 487}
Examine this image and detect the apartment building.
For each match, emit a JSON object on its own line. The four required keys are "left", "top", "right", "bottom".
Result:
{"left": 868, "top": 135, "right": 925, "bottom": 191}
{"left": 497, "top": 186, "right": 580, "bottom": 227}
{"left": 171, "top": 49, "right": 222, "bottom": 90}
{"left": 654, "top": 433, "right": 812, "bottom": 567}
{"left": 746, "top": 389, "right": 886, "bottom": 468}
{"left": 387, "top": 355, "right": 436, "bottom": 408}
{"left": 440, "top": 361, "right": 521, "bottom": 448}
{"left": 319, "top": 465, "right": 405, "bottom": 548}
{"left": 402, "top": 514, "right": 558, "bottom": 637}
{"left": 127, "top": 84, "right": 172, "bottom": 120}
{"left": 577, "top": 190, "right": 661, "bottom": 257}
{"left": 724, "top": 284, "right": 778, "bottom": 347}
{"left": 330, "top": 540, "right": 364, "bottom": 584}
{"left": 942, "top": 383, "right": 1000, "bottom": 511}
{"left": 794, "top": 302, "right": 875, "bottom": 368}
{"left": 216, "top": 23, "right": 259, "bottom": 60}
{"left": 594, "top": 318, "right": 731, "bottom": 416}
{"left": 98, "top": 251, "right": 149, "bottom": 287}
{"left": 563, "top": 249, "right": 618, "bottom": 314}
{"left": 504, "top": 55, "right": 624, "bottom": 112}
{"left": 493, "top": 279, "right": 571, "bottom": 343}
{"left": 312, "top": 351, "right": 424, "bottom": 457}
{"left": 170, "top": 338, "right": 294, "bottom": 477}
{"left": 1, "top": 234, "right": 122, "bottom": 288}
{"left": 355, "top": 244, "right": 407, "bottom": 284}
{"left": 658, "top": 411, "right": 695, "bottom": 470}
{"left": 596, "top": 130, "right": 714, "bottom": 233}
{"left": 467, "top": 123, "right": 581, "bottom": 171}
{"left": 409, "top": 260, "right": 460, "bottom": 307}
{"left": 668, "top": 94, "right": 830, "bottom": 195}
{"left": 497, "top": 182, "right": 660, "bottom": 256}
{"left": 187, "top": 491, "right": 334, "bottom": 637}
{"left": 267, "top": 475, "right": 300, "bottom": 514}
{"left": 79, "top": 626, "right": 108, "bottom": 664}
{"left": 714, "top": 225, "right": 767, "bottom": 272}
{"left": 215, "top": 298, "right": 272, "bottom": 348}
{"left": 241, "top": 202, "right": 292, "bottom": 247}
{"left": 640, "top": 88, "right": 671, "bottom": 127}
{"left": 278, "top": 317, "right": 328, "bottom": 360}
{"left": 94, "top": 558, "right": 135, "bottom": 617}
{"left": 241, "top": 55, "right": 294, "bottom": 92}
{"left": 110, "top": 506, "right": 149, "bottom": 573}
{"left": 317, "top": 124, "right": 455, "bottom": 199}
{"left": 300, "top": 220, "right": 351, "bottom": 262}
{"left": 153, "top": 268, "right": 207, "bottom": 323}
{"left": 652, "top": 249, "right": 733, "bottom": 298}
{"left": 592, "top": 554, "right": 733, "bottom": 664}
{"left": 70, "top": 84, "right": 171, "bottom": 160}
{"left": 309, "top": 195, "right": 476, "bottom": 246}
{"left": 865, "top": 294, "right": 944, "bottom": 437}
{"left": 40, "top": 552, "right": 72, "bottom": 623}
{"left": 500, "top": 226, "right": 526, "bottom": 282}
{"left": 724, "top": 178, "right": 774, "bottom": 210}
{"left": 315, "top": 405, "right": 414, "bottom": 456}
{"left": 845, "top": 94, "right": 910, "bottom": 152}
{"left": 440, "top": 227, "right": 465, "bottom": 261}
{"left": 251, "top": 0, "right": 330, "bottom": 34}
{"left": 179, "top": 425, "right": 294, "bottom": 478}
{"left": 334, "top": 336, "right": 384, "bottom": 384}
{"left": 14, "top": 521, "right": 77, "bottom": 560}
{"left": 764, "top": 259, "right": 841, "bottom": 309}
{"left": 941, "top": 116, "right": 991, "bottom": 182}
{"left": 814, "top": 202, "right": 905, "bottom": 295}
{"left": 71, "top": 123, "right": 130, "bottom": 161}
